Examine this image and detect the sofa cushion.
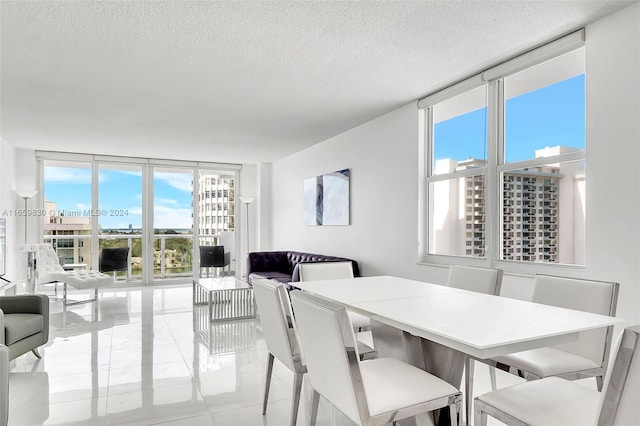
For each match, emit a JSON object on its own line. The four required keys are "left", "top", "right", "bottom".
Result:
{"left": 247, "top": 251, "right": 291, "bottom": 274}
{"left": 4, "top": 313, "right": 44, "bottom": 345}
{"left": 249, "top": 271, "right": 292, "bottom": 285}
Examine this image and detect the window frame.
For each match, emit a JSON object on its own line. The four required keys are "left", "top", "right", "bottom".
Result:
{"left": 418, "top": 30, "right": 586, "bottom": 275}
{"left": 36, "top": 151, "right": 242, "bottom": 285}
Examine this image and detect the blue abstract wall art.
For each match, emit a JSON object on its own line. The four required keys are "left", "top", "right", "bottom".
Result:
{"left": 303, "top": 169, "right": 350, "bottom": 226}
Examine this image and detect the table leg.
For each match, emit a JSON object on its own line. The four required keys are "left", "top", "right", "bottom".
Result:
{"left": 371, "top": 320, "right": 464, "bottom": 426}
{"left": 208, "top": 291, "right": 214, "bottom": 322}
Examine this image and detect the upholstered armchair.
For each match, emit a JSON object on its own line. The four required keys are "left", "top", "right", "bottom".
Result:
{"left": 0, "top": 344, "right": 7, "bottom": 426}
{"left": 0, "top": 294, "right": 49, "bottom": 360}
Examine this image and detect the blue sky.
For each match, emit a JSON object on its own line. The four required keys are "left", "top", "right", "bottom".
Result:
{"left": 434, "top": 74, "right": 585, "bottom": 164}
{"left": 44, "top": 168, "right": 193, "bottom": 229}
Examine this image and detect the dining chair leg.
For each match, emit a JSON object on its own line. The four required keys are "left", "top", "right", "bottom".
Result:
{"left": 474, "top": 401, "right": 488, "bottom": 426}
{"left": 596, "top": 375, "right": 604, "bottom": 391}
{"left": 309, "top": 389, "right": 320, "bottom": 426}
{"left": 465, "top": 356, "right": 474, "bottom": 424}
{"left": 489, "top": 365, "right": 497, "bottom": 390}
{"left": 262, "top": 353, "right": 275, "bottom": 415}
{"left": 290, "top": 372, "right": 304, "bottom": 426}
{"left": 451, "top": 399, "right": 462, "bottom": 426}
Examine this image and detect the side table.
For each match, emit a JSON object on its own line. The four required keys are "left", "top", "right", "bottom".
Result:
{"left": 193, "top": 277, "right": 256, "bottom": 322}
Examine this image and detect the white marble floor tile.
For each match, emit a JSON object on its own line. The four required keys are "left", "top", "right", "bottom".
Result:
{"left": 108, "top": 360, "right": 194, "bottom": 396}
{"left": 105, "top": 382, "right": 209, "bottom": 426}
{"left": 9, "top": 396, "right": 108, "bottom": 426}
{"left": 146, "top": 413, "right": 216, "bottom": 426}
{"left": 6, "top": 283, "right": 532, "bottom": 426}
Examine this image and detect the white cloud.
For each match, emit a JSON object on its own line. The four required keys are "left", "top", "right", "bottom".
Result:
{"left": 154, "top": 172, "right": 193, "bottom": 192}
{"left": 155, "top": 198, "right": 179, "bottom": 206}
{"left": 44, "top": 167, "right": 91, "bottom": 183}
{"left": 98, "top": 169, "right": 142, "bottom": 183}
{"left": 153, "top": 205, "right": 193, "bottom": 229}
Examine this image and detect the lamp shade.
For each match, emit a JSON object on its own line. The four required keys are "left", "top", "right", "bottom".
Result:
{"left": 239, "top": 197, "right": 255, "bottom": 204}
{"left": 16, "top": 190, "right": 38, "bottom": 199}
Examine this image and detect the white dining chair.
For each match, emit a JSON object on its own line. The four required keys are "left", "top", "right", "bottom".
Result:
{"left": 446, "top": 265, "right": 503, "bottom": 424}
{"left": 474, "top": 324, "right": 640, "bottom": 426}
{"left": 447, "top": 265, "right": 503, "bottom": 295}
{"left": 298, "top": 261, "right": 371, "bottom": 331}
{"left": 290, "top": 291, "right": 462, "bottom": 426}
{"left": 489, "top": 274, "right": 619, "bottom": 391}
{"left": 252, "top": 278, "right": 306, "bottom": 426}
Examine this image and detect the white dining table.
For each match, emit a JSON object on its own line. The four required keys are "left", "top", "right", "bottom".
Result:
{"left": 292, "top": 275, "right": 622, "bottom": 426}
{"left": 293, "top": 275, "right": 620, "bottom": 359}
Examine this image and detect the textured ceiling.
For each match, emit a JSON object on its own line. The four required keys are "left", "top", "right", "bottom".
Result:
{"left": 0, "top": 1, "right": 635, "bottom": 164}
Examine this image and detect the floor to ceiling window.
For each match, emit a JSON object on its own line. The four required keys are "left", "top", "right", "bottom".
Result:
{"left": 197, "top": 169, "right": 236, "bottom": 273}
{"left": 43, "top": 160, "right": 94, "bottom": 267}
{"left": 152, "top": 167, "right": 194, "bottom": 280}
{"left": 39, "top": 154, "right": 240, "bottom": 285}
{"left": 98, "top": 163, "right": 143, "bottom": 281}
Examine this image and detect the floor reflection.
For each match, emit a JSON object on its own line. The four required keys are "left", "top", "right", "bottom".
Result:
{"left": 193, "top": 305, "right": 256, "bottom": 355}
{"left": 12, "top": 284, "right": 485, "bottom": 426}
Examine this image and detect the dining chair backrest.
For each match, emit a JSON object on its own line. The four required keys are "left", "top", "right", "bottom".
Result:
{"left": 533, "top": 274, "right": 619, "bottom": 368}
{"left": 252, "top": 278, "right": 299, "bottom": 372}
{"left": 290, "top": 291, "right": 362, "bottom": 424}
{"left": 599, "top": 325, "right": 640, "bottom": 425}
{"left": 447, "top": 265, "right": 503, "bottom": 295}
{"left": 298, "top": 261, "right": 354, "bottom": 281}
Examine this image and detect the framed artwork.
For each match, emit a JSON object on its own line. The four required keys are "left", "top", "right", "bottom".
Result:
{"left": 304, "top": 169, "right": 350, "bottom": 226}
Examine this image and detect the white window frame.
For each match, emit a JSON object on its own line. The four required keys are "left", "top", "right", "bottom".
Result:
{"left": 418, "top": 30, "right": 586, "bottom": 276}
{"left": 36, "top": 151, "right": 242, "bottom": 285}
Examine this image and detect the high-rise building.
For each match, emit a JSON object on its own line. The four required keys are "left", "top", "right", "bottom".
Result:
{"left": 458, "top": 159, "right": 486, "bottom": 257}
{"left": 197, "top": 174, "right": 235, "bottom": 238}
{"left": 500, "top": 167, "right": 559, "bottom": 262}
{"left": 433, "top": 145, "right": 583, "bottom": 263}
{"left": 43, "top": 200, "right": 92, "bottom": 265}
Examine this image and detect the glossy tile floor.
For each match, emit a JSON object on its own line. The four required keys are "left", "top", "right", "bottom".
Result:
{"left": 7, "top": 284, "right": 597, "bottom": 426}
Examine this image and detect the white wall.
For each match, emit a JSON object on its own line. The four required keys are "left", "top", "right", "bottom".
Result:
{"left": 0, "top": 139, "right": 18, "bottom": 284}
{"left": 271, "top": 3, "right": 640, "bottom": 323}
{"left": 272, "top": 102, "right": 434, "bottom": 280}
{"left": 239, "top": 163, "right": 258, "bottom": 278}
{"left": 257, "top": 162, "right": 273, "bottom": 251}
{"left": 585, "top": 2, "right": 640, "bottom": 325}
{"left": 9, "top": 148, "right": 39, "bottom": 287}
